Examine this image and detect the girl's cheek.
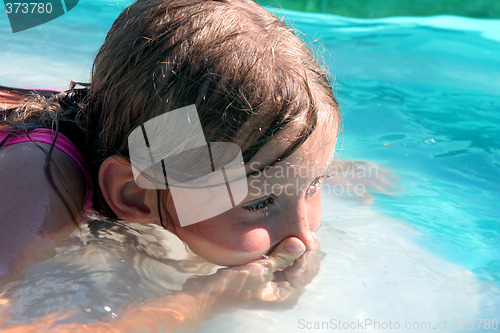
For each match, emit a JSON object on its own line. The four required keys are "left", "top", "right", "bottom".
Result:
{"left": 207, "top": 228, "right": 273, "bottom": 266}
{"left": 236, "top": 228, "right": 273, "bottom": 253}
{"left": 192, "top": 222, "right": 273, "bottom": 252}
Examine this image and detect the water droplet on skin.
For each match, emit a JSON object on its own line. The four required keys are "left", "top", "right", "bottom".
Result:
{"left": 104, "top": 306, "right": 111, "bottom": 312}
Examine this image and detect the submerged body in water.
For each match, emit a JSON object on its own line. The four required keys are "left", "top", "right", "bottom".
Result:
{"left": 2, "top": 216, "right": 219, "bottom": 324}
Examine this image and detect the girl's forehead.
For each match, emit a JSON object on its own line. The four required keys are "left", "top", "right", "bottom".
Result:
{"left": 249, "top": 139, "right": 334, "bottom": 179}
{"left": 245, "top": 117, "right": 337, "bottom": 175}
{"left": 243, "top": 129, "right": 335, "bottom": 199}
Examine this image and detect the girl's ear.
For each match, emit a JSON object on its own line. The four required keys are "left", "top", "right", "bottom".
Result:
{"left": 99, "top": 156, "right": 157, "bottom": 224}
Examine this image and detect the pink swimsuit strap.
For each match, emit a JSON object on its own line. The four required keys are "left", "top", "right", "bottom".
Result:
{"left": 0, "top": 128, "right": 94, "bottom": 211}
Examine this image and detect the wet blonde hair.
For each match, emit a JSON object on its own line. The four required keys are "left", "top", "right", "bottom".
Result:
{"left": 86, "top": 0, "right": 339, "bottom": 216}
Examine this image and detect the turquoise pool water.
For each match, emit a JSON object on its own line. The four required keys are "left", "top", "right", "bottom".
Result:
{"left": 297, "top": 11, "right": 500, "bottom": 280}
{"left": 1, "top": 1, "right": 499, "bottom": 332}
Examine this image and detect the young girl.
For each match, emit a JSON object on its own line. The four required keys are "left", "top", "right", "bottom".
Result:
{"left": 0, "top": 0, "right": 339, "bottom": 330}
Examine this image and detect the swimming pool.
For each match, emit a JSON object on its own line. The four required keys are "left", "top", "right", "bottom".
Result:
{"left": 1, "top": 1, "right": 499, "bottom": 332}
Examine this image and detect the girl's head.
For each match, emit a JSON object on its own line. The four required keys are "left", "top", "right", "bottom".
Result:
{"left": 89, "top": 0, "right": 339, "bottom": 265}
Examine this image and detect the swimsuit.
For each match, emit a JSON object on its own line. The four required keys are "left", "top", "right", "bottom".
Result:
{"left": 0, "top": 128, "right": 94, "bottom": 211}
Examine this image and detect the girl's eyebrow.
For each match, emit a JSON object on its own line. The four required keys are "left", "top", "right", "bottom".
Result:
{"left": 244, "top": 126, "right": 318, "bottom": 178}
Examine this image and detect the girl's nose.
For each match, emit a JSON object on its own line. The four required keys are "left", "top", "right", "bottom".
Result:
{"left": 284, "top": 200, "right": 320, "bottom": 249}
{"left": 292, "top": 219, "right": 318, "bottom": 249}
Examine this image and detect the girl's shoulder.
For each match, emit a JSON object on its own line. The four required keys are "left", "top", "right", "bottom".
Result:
{"left": 0, "top": 139, "right": 86, "bottom": 279}
{"left": 0, "top": 128, "right": 89, "bottom": 215}
{"left": 0, "top": 126, "right": 94, "bottom": 208}
{"left": 0, "top": 138, "right": 87, "bottom": 214}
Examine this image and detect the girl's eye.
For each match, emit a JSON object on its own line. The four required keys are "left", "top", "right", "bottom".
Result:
{"left": 242, "top": 196, "right": 275, "bottom": 213}
{"left": 305, "top": 177, "right": 323, "bottom": 199}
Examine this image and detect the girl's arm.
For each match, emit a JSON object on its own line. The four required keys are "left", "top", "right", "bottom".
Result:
{"left": 0, "top": 141, "right": 85, "bottom": 280}
{"left": 1, "top": 238, "right": 322, "bottom": 332}
{"left": 104, "top": 238, "right": 322, "bottom": 332}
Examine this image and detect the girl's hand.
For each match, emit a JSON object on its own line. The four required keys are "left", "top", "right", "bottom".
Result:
{"left": 108, "top": 236, "right": 323, "bottom": 332}
{"left": 184, "top": 236, "right": 323, "bottom": 313}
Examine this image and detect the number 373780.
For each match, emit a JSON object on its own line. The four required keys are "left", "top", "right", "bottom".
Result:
{"left": 5, "top": 2, "right": 53, "bottom": 14}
